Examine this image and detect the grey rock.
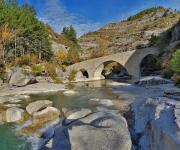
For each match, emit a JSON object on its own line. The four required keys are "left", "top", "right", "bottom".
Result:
{"left": 131, "top": 96, "right": 180, "bottom": 150}
{"left": 9, "top": 67, "right": 36, "bottom": 87}
{"left": 26, "top": 100, "right": 53, "bottom": 115}
{"left": 136, "top": 76, "right": 171, "bottom": 86}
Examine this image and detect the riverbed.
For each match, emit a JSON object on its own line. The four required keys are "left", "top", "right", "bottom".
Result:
{"left": 0, "top": 80, "right": 174, "bottom": 150}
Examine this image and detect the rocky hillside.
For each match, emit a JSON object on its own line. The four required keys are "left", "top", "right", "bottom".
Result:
{"left": 79, "top": 7, "right": 180, "bottom": 59}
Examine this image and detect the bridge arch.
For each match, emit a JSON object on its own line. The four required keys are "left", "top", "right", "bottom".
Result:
{"left": 93, "top": 60, "right": 130, "bottom": 80}
{"left": 140, "top": 54, "right": 160, "bottom": 76}
{"left": 75, "top": 68, "right": 90, "bottom": 81}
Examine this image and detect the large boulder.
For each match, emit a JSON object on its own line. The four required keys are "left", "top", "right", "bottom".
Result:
{"left": 136, "top": 76, "right": 171, "bottom": 86}
{"left": 26, "top": 100, "right": 53, "bottom": 115}
{"left": 9, "top": 67, "right": 36, "bottom": 87}
{"left": 51, "top": 111, "right": 132, "bottom": 150}
{"left": 131, "top": 96, "right": 180, "bottom": 150}
{"left": 3, "top": 107, "right": 24, "bottom": 123}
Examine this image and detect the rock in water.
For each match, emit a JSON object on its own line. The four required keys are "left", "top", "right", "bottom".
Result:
{"left": 3, "top": 107, "right": 24, "bottom": 123}
{"left": 136, "top": 76, "right": 171, "bottom": 86}
{"left": 32, "top": 107, "right": 60, "bottom": 125}
{"left": 63, "top": 90, "right": 77, "bottom": 96}
{"left": 26, "top": 100, "right": 53, "bottom": 115}
{"left": 22, "top": 107, "right": 61, "bottom": 136}
{"left": 99, "top": 99, "right": 114, "bottom": 106}
{"left": 9, "top": 67, "right": 36, "bottom": 87}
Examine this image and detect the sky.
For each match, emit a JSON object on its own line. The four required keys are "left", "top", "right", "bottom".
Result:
{"left": 18, "top": 0, "right": 180, "bottom": 36}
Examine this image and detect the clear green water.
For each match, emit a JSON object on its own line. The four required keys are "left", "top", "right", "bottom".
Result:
{"left": 0, "top": 80, "right": 140, "bottom": 150}
{"left": 0, "top": 124, "right": 32, "bottom": 150}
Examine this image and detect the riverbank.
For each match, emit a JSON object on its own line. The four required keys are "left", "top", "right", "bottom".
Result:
{"left": 0, "top": 79, "right": 179, "bottom": 150}
{"left": 0, "top": 83, "right": 66, "bottom": 97}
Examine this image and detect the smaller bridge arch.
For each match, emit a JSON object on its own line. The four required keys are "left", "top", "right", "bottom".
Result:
{"left": 93, "top": 60, "right": 130, "bottom": 80}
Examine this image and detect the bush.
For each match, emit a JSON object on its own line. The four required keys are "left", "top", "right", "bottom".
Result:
{"left": 32, "top": 64, "right": 45, "bottom": 76}
{"left": 45, "top": 63, "right": 57, "bottom": 79}
{"left": 149, "top": 35, "right": 160, "bottom": 46}
{"left": 163, "top": 67, "right": 174, "bottom": 79}
{"left": 170, "top": 50, "right": 180, "bottom": 73}
{"left": 15, "top": 55, "right": 30, "bottom": 67}
{"left": 136, "top": 44, "right": 146, "bottom": 49}
{"left": 68, "top": 70, "right": 77, "bottom": 81}
{"left": 172, "top": 74, "right": 180, "bottom": 85}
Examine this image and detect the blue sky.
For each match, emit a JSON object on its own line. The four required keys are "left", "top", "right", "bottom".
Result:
{"left": 18, "top": 0, "right": 180, "bottom": 36}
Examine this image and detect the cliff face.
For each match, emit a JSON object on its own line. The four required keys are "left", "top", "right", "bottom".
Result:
{"left": 79, "top": 7, "right": 180, "bottom": 59}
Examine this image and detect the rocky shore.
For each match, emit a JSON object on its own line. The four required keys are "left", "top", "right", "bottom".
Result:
{"left": 0, "top": 77, "right": 179, "bottom": 150}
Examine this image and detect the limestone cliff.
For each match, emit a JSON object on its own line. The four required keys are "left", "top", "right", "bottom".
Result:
{"left": 79, "top": 7, "right": 180, "bottom": 59}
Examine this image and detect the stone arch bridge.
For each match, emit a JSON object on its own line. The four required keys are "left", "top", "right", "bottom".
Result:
{"left": 66, "top": 47, "right": 159, "bottom": 81}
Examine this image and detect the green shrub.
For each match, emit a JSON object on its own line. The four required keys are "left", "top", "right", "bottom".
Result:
{"left": 149, "top": 35, "right": 160, "bottom": 46}
{"left": 136, "top": 44, "right": 146, "bottom": 49}
{"left": 170, "top": 50, "right": 180, "bottom": 73}
{"left": 163, "top": 68, "right": 174, "bottom": 79}
{"left": 15, "top": 55, "right": 30, "bottom": 67}
{"left": 32, "top": 64, "right": 45, "bottom": 76}
{"left": 172, "top": 74, "right": 180, "bottom": 85}
{"left": 68, "top": 70, "right": 77, "bottom": 81}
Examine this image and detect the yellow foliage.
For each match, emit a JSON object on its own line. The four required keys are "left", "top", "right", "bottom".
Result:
{"left": 55, "top": 50, "right": 67, "bottom": 59}
{"left": 0, "top": 24, "right": 14, "bottom": 42}
{"left": 55, "top": 50, "right": 67, "bottom": 64}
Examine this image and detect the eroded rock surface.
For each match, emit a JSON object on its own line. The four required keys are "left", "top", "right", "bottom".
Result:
{"left": 26, "top": 100, "right": 53, "bottom": 115}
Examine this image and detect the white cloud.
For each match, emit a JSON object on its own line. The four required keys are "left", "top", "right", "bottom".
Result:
{"left": 37, "top": 0, "right": 101, "bottom": 37}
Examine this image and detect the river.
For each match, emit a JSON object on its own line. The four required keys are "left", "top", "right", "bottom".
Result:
{"left": 0, "top": 80, "right": 170, "bottom": 150}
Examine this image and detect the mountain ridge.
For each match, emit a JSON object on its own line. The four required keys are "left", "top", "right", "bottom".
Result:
{"left": 78, "top": 7, "right": 180, "bottom": 59}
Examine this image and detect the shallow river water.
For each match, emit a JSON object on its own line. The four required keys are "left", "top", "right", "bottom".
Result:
{"left": 0, "top": 80, "right": 168, "bottom": 150}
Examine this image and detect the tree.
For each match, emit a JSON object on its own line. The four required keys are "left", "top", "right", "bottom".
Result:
{"left": 55, "top": 50, "right": 67, "bottom": 66}
{"left": 61, "top": 25, "right": 77, "bottom": 42}
{"left": 0, "top": 1, "right": 51, "bottom": 62}
{"left": 67, "top": 47, "right": 80, "bottom": 64}
{"left": 0, "top": 23, "right": 15, "bottom": 62}
{"left": 171, "top": 50, "right": 180, "bottom": 74}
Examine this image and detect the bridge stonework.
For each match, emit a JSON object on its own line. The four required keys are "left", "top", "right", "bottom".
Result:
{"left": 66, "top": 47, "right": 159, "bottom": 81}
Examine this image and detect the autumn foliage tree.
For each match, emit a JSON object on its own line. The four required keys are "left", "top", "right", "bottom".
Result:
{"left": 0, "top": 23, "right": 15, "bottom": 62}
{"left": 55, "top": 50, "right": 68, "bottom": 69}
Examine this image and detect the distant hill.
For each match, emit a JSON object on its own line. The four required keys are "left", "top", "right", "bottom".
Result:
{"left": 79, "top": 7, "right": 180, "bottom": 59}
